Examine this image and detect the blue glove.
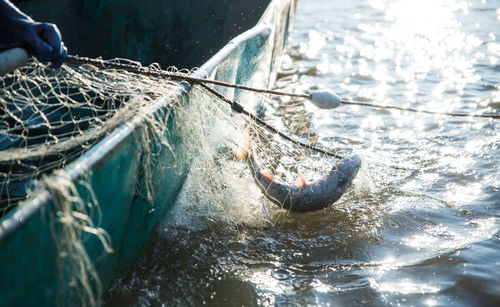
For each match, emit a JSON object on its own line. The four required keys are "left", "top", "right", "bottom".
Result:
{"left": 21, "top": 21, "right": 68, "bottom": 67}
{"left": 0, "top": 0, "right": 67, "bottom": 67}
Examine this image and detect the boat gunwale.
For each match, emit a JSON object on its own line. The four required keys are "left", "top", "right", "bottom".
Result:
{"left": 0, "top": 15, "right": 277, "bottom": 241}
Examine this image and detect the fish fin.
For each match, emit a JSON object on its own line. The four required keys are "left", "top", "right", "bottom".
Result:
{"left": 233, "top": 148, "right": 248, "bottom": 161}
{"left": 245, "top": 129, "right": 252, "bottom": 151}
{"left": 295, "top": 172, "right": 307, "bottom": 188}
{"left": 234, "top": 130, "right": 252, "bottom": 161}
{"left": 260, "top": 170, "right": 275, "bottom": 183}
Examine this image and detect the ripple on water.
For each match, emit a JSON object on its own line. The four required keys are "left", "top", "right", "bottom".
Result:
{"left": 105, "top": 0, "right": 500, "bottom": 305}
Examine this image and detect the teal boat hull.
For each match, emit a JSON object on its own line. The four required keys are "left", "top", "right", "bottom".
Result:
{"left": 0, "top": 0, "right": 296, "bottom": 305}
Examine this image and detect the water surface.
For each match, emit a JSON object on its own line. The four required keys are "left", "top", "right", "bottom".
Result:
{"left": 106, "top": 0, "right": 499, "bottom": 305}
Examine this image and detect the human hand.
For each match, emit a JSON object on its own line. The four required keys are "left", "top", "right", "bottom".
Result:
{"left": 0, "top": 0, "right": 67, "bottom": 68}
{"left": 23, "top": 21, "right": 68, "bottom": 68}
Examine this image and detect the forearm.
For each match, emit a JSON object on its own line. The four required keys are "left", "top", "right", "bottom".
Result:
{"left": 0, "top": 0, "right": 31, "bottom": 47}
{"left": 0, "top": 0, "right": 31, "bottom": 21}
{"left": 0, "top": 0, "right": 67, "bottom": 67}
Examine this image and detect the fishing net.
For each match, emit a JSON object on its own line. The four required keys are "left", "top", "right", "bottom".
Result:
{"left": 0, "top": 58, "right": 185, "bottom": 216}
{"left": 171, "top": 78, "right": 360, "bottom": 229}
{"left": 0, "top": 58, "right": 187, "bottom": 305}
{"left": 0, "top": 55, "right": 360, "bottom": 304}
{"left": 0, "top": 54, "right": 360, "bottom": 219}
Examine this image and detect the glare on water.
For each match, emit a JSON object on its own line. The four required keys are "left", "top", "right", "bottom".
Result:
{"left": 106, "top": 0, "right": 500, "bottom": 305}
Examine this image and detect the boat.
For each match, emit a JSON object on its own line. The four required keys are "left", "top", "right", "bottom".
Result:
{"left": 0, "top": 0, "right": 296, "bottom": 305}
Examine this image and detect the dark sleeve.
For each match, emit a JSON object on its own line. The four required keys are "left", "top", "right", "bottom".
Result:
{"left": 0, "top": 0, "right": 67, "bottom": 67}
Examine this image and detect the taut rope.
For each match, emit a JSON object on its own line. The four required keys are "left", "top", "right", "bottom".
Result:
{"left": 66, "top": 55, "right": 500, "bottom": 120}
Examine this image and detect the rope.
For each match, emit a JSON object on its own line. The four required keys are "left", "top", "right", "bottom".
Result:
{"left": 61, "top": 54, "right": 499, "bottom": 159}
{"left": 65, "top": 55, "right": 310, "bottom": 99}
{"left": 198, "top": 83, "right": 344, "bottom": 159}
{"left": 65, "top": 55, "right": 344, "bottom": 159}
{"left": 341, "top": 100, "right": 500, "bottom": 119}
{"left": 65, "top": 55, "right": 499, "bottom": 120}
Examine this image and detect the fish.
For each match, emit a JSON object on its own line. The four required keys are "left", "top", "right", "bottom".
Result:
{"left": 236, "top": 134, "right": 361, "bottom": 212}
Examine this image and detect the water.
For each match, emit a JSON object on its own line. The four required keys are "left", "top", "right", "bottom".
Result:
{"left": 106, "top": 0, "right": 499, "bottom": 305}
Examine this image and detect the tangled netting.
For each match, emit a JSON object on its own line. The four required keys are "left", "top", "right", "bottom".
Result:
{"left": 0, "top": 59, "right": 185, "bottom": 216}
{"left": 0, "top": 58, "right": 188, "bottom": 305}
{"left": 0, "top": 57, "right": 361, "bottom": 305}
{"left": 173, "top": 82, "right": 360, "bottom": 229}
{"left": 0, "top": 58, "right": 358, "bottom": 220}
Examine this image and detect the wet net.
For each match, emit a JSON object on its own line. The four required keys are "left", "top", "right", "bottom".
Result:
{"left": 0, "top": 56, "right": 360, "bottom": 219}
{"left": 0, "top": 59, "right": 184, "bottom": 216}
{"left": 0, "top": 56, "right": 361, "bottom": 305}
{"left": 0, "top": 58, "right": 187, "bottom": 305}
{"left": 170, "top": 77, "right": 361, "bottom": 229}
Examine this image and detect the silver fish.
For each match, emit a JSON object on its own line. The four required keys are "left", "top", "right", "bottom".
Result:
{"left": 238, "top": 140, "right": 361, "bottom": 212}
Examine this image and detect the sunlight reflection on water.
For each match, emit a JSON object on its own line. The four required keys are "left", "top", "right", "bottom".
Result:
{"left": 106, "top": 0, "right": 499, "bottom": 305}
{"left": 246, "top": 0, "right": 499, "bottom": 304}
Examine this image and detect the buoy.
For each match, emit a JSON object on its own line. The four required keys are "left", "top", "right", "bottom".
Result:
{"left": 310, "top": 91, "right": 342, "bottom": 109}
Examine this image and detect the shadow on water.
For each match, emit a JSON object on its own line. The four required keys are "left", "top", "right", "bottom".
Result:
{"left": 105, "top": 195, "right": 386, "bottom": 306}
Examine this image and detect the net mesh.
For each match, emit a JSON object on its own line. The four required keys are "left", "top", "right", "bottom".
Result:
{"left": 172, "top": 82, "right": 361, "bottom": 229}
{"left": 0, "top": 56, "right": 362, "bottom": 304}
{"left": 0, "top": 57, "right": 359, "bottom": 220}
{"left": 0, "top": 59, "right": 184, "bottom": 216}
{"left": 0, "top": 58, "right": 187, "bottom": 305}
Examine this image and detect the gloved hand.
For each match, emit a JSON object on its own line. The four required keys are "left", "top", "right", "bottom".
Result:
{"left": 0, "top": 0, "right": 67, "bottom": 67}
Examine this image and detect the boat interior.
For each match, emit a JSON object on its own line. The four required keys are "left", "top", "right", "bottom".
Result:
{"left": 16, "top": 0, "right": 271, "bottom": 68}
{"left": 0, "top": 0, "right": 272, "bottom": 211}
